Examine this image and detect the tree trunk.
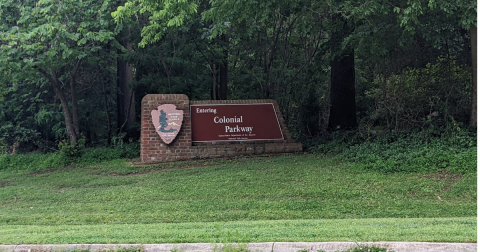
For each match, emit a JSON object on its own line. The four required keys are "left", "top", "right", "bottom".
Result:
{"left": 117, "top": 36, "right": 136, "bottom": 134}
{"left": 101, "top": 73, "right": 112, "bottom": 145}
{"left": 328, "top": 51, "right": 357, "bottom": 130}
{"left": 70, "top": 65, "right": 80, "bottom": 140}
{"left": 219, "top": 34, "right": 228, "bottom": 100}
{"left": 470, "top": 25, "right": 476, "bottom": 127}
{"left": 211, "top": 63, "right": 218, "bottom": 100}
{"left": 158, "top": 46, "right": 172, "bottom": 88}
{"left": 39, "top": 68, "right": 78, "bottom": 143}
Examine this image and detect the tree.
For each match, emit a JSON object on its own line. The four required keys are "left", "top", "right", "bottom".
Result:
{"left": 117, "top": 29, "right": 136, "bottom": 135}
{"left": 112, "top": 0, "right": 474, "bottom": 137}
{"left": 327, "top": 13, "right": 358, "bottom": 130}
{"left": 393, "top": 0, "right": 476, "bottom": 126}
{"left": 0, "top": 0, "right": 119, "bottom": 143}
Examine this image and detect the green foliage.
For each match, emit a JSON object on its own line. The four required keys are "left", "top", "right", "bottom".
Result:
{"left": 35, "top": 104, "right": 66, "bottom": 139}
{"left": 0, "top": 152, "right": 63, "bottom": 171}
{"left": 58, "top": 136, "right": 86, "bottom": 159}
{"left": 112, "top": 0, "right": 199, "bottom": 47}
{"left": 303, "top": 130, "right": 366, "bottom": 154}
{"left": 299, "top": 87, "right": 321, "bottom": 137}
{"left": 0, "top": 143, "right": 139, "bottom": 172}
{"left": 0, "top": 0, "right": 475, "bottom": 151}
{"left": 343, "top": 122, "right": 476, "bottom": 174}
{"left": 0, "top": 0, "right": 121, "bottom": 147}
{"left": 364, "top": 58, "right": 472, "bottom": 129}
{"left": 397, "top": 0, "right": 476, "bottom": 31}
{"left": 0, "top": 0, "right": 118, "bottom": 78}
{"left": 0, "top": 123, "right": 40, "bottom": 154}
{"left": 308, "top": 121, "right": 476, "bottom": 174}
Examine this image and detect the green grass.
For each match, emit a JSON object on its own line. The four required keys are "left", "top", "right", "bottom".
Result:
{"left": 0, "top": 218, "right": 476, "bottom": 244}
{"left": 0, "top": 154, "right": 476, "bottom": 243}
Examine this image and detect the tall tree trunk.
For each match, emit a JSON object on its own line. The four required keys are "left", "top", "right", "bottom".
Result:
{"left": 219, "top": 34, "right": 228, "bottom": 100}
{"left": 158, "top": 46, "right": 172, "bottom": 88}
{"left": 328, "top": 51, "right": 357, "bottom": 130}
{"left": 470, "top": 25, "right": 476, "bottom": 127}
{"left": 211, "top": 64, "right": 218, "bottom": 100}
{"left": 117, "top": 34, "right": 135, "bottom": 134}
{"left": 328, "top": 14, "right": 357, "bottom": 130}
{"left": 38, "top": 68, "right": 78, "bottom": 143}
{"left": 70, "top": 61, "right": 81, "bottom": 140}
{"left": 101, "top": 73, "right": 112, "bottom": 145}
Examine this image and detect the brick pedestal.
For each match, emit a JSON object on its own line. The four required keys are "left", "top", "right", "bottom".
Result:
{"left": 141, "top": 94, "right": 302, "bottom": 163}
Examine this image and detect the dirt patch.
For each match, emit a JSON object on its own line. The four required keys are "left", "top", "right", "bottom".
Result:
{"left": 422, "top": 171, "right": 463, "bottom": 181}
{"left": 0, "top": 182, "right": 10, "bottom": 188}
{"left": 30, "top": 169, "right": 56, "bottom": 175}
{"left": 422, "top": 171, "right": 463, "bottom": 192}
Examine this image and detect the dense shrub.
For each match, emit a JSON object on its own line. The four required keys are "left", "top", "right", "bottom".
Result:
{"left": 363, "top": 58, "right": 472, "bottom": 130}
{"left": 77, "top": 144, "right": 139, "bottom": 165}
{"left": 0, "top": 123, "right": 40, "bottom": 154}
{"left": 0, "top": 143, "right": 139, "bottom": 171}
{"left": 308, "top": 121, "right": 476, "bottom": 174}
{"left": 0, "top": 152, "right": 57, "bottom": 170}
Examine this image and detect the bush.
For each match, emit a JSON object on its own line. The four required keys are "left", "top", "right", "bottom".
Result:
{"left": 364, "top": 57, "right": 472, "bottom": 130}
{"left": 0, "top": 142, "right": 140, "bottom": 172}
{"left": 0, "top": 152, "right": 63, "bottom": 171}
{"left": 0, "top": 123, "right": 40, "bottom": 154}
{"left": 308, "top": 121, "right": 476, "bottom": 174}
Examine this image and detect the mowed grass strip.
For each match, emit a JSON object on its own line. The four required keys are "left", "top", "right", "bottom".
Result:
{"left": 0, "top": 155, "right": 476, "bottom": 225}
{"left": 0, "top": 217, "right": 476, "bottom": 244}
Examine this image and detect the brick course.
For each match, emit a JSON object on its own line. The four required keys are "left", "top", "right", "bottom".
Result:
{"left": 141, "top": 94, "right": 302, "bottom": 163}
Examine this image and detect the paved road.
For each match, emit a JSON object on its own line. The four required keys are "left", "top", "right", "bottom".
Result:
{"left": 0, "top": 242, "right": 476, "bottom": 252}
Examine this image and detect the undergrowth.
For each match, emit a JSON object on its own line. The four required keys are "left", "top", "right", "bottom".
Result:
{"left": 0, "top": 143, "right": 139, "bottom": 171}
{"left": 307, "top": 121, "right": 476, "bottom": 174}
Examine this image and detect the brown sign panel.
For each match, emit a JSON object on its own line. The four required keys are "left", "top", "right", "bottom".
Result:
{"left": 191, "top": 103, "right": 283, "bottom": 142}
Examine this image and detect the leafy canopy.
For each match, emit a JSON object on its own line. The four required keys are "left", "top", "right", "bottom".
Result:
{"left": 0, "top": 0, "right": 118, "bottom": 80}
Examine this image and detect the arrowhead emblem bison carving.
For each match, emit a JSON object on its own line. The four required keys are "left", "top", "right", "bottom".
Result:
{"left": 151, "top": 104, "right": 183, "bottom": 144}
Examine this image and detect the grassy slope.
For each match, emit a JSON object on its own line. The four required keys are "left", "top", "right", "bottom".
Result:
{"left": 0, "top": 154, "right": 476, "bottom": 243}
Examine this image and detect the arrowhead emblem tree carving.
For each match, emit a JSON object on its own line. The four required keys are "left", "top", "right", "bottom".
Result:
{"left": 151, "top": 104, "right": 184, "bottom": 144}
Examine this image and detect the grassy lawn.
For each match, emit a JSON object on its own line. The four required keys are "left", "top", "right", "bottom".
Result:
{"left": 1, "top": 218, "right": 475, "bottom": 244}
{"left": 0, "top": 154, "right": 476, "bottom": 244}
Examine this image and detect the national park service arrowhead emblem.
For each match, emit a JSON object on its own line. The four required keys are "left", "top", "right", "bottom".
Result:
{"left": 151, "top": 104, "right": 184, "bottom": 144}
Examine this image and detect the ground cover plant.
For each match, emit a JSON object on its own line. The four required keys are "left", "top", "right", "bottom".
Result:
{"left": 0, "top": 147, "right": 476, "bottom": 244}
{"left": 306, "top": 122, "right": 476, "bottom": 174}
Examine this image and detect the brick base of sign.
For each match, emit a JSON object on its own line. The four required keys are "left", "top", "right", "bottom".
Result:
{"left": 141, "top": 94, "right": 303, "bottom": 163}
